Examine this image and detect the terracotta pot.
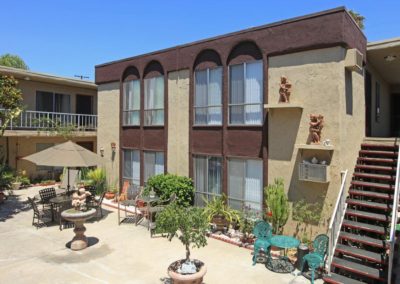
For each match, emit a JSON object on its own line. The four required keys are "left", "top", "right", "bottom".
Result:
{"left": 168, "top": 260, "right": 207, "bottom": 284}
{"left": 212, "top": 215, "right": 228, "bottom": 231}
{"left": 105, "top": 192, "right": 115, "bottom": 200}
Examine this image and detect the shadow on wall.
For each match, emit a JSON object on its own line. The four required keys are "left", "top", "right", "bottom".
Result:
{"left": 268, "top": 109, "right": 302, "bottom": 161}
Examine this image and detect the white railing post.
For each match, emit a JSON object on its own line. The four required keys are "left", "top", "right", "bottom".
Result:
{"left": 388, "top": 145, "right": 400, "bottom": 284}
{"left": 326, "top": 169, "right": 348, "bottom": 274}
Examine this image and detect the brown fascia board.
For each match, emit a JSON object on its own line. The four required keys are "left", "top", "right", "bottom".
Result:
{"left": 95, "top": 6, "right": 367, "bottom": 84}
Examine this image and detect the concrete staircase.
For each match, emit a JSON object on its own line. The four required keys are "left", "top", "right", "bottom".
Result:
{"left": 324, "top": 143, "right": 398, "bottom": 284}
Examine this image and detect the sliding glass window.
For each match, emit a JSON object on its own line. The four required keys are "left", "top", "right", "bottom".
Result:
{"left": 123, "top": 80, "right": 140, "bottom": 126}
{"left": 144, "top": 76, "right": 164, "bottom": 126}
{"left": 193, "top": 155, "right": 222, "bottom": 206}
{"left": 228, "top": 158, "right": 263, "bottom": 211}
{"left": 123, "top": 149, "right": 140, "bottom": 185}
{"left": 229, "top": 61, "right": 263, "bottom": 125}
{"left": 194, "top": 67, "right": 222, "bottom": 125}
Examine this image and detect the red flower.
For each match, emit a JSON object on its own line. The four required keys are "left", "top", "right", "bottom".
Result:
{"left": 267, "top": 211, "right": 273, "bottom": 217}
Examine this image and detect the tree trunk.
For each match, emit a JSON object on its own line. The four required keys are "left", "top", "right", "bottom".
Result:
{"left": 185, "top": 244, "right": 190, "bottom": 262}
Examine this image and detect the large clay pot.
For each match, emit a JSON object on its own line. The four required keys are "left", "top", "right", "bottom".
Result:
{"left": 105, "top": 192, "right": 115, "bottom": 200}
{"left": 212, "top": 215, "right": 228, "bottom": 231}
{"left": 11, "top": 182, "right": 21, "bottom": 191}
{"left": 168, "top": 260, "right": 207, "bottom": 284}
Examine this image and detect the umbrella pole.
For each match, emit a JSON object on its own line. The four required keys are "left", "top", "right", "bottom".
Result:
{"left": 67, "top": 167, "right": 70, "bottom": 195}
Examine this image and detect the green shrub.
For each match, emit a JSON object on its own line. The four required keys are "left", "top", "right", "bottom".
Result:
{"left": 0, "top": 165, "right": 14, "bottom": 190}
{"left": 86, "top": 168, "right": 107, "bottom": 194}
{"left": 145, "top": 174, "right": 194, "bottom": 207}
{"left": 202, "top": 194, "right": 241, "bottom": 223}
{"left": 265, "top": 178, "right": 290, "bottom": 234}
{"left": 155, "top": 203, "right": 208, "bottom": 262}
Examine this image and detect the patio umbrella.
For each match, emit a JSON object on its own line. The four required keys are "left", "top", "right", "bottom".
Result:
{"left": 22, "top": 140, "right": 104, "bottom": 193}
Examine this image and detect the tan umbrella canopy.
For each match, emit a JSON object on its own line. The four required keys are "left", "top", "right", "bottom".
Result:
{"left": 23, "top": 140, "right": 104, "bottom": 193}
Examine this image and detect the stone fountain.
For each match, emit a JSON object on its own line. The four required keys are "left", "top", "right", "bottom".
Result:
{"left": 61, "top": 187, "right": 97, "bottom": 251}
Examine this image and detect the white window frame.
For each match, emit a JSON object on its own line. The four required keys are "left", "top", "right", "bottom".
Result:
{"left": 228, "top": 60, "right": 263, "bottom": 125}
{"left": 194, "top": 67, "right": 223, "bottom": 126}
{"left": 122, "top": 80, "right": 140, "bottom": 126}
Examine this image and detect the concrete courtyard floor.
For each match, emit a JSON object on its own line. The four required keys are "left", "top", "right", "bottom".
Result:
{"left": 0, "top": 187, "right": 322, "bottom": 284}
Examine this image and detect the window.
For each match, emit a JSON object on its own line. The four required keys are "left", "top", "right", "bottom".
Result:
{"left": 123, "top": 149, "right": 140, "bottom": 185}
{"left": 144, "top": 76, "right": 164, "bottom": 126}
{"left": 144, "top": 151, "right": 164, "bottom": 183}
{"left": 229, "top": 61, "right": 263, "bottom": 125}
{"left": 36, "top": 91, "right": 71, "bottom": 113}
{"left": 375, "top": 81, "right": 380, "bottom": 122}
{"left": 194, "top": 67, "right": 222, "bottom": 125}
{"left": 228, "top": 158, "right": 263, "bottom": 211}
{"left": 193, "top": 156, "right": 222, "bottom": 206}
{"left": 123, "top": 80, "right": 140, "bottom": 126}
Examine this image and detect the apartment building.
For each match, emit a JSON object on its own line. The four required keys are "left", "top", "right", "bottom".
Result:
{"left": 0, "top": 66, "right": 98, "bottom": 179}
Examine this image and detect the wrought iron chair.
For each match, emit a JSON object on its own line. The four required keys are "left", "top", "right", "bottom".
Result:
{"left": 252, "top": 220, "right": 272, "bottom": 265}
{"left": 87, "top": 192, "right": 106, "bottom": 220}
{"left": 118, "top": 183, "right": 141, "bottom": 225}
{"left": 38, "top": 187, "right": 57, "bottom": 215}
{"left": 27, "top": 197, "right": 52, "bottom": 228}
{"left": 301, "top": 234, "right": 329, "bottom": 284}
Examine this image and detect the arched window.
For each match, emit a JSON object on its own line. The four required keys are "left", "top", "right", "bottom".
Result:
{"left": 122, "top": 66, "right": 140, "bottom": 126}
{"left": 227, "top": 41, "right": 263, "bottom": 125}
{"left": 193, "top": 49, "right": 223, "bottom": 125}
{"left": 143, "top": 61, "right": 164, "bottom": 126}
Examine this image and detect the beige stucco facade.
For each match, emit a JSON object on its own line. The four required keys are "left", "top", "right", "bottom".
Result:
{"left": 96, "top": 82, "right": 120, "bottom": 186}
{"left": 267, "top": 47, "right": 365, "bottom": 237}
{"left": 167, "top": 70, "right": 190, "bottom": 176}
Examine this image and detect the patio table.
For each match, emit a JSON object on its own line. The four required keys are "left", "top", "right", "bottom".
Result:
{"left": 266, "top": 235, "right": 300, "bottom": 273}
{"left": 50, "top": 195, "right": 72, "bottom": 228}
{"left": 136, "top": 196, "right": 160, "bottom": 231}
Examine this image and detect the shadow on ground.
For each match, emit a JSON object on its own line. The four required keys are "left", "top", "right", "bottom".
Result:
{"left": 0, "top": 194, "right": 31, "bottom": 222}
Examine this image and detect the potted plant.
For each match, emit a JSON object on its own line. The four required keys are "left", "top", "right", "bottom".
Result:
{"left": 86, "top": 168, "right": 107, "bottom": 195}
{"left": 156, "top": 202, "right": 208, "bottom": 284}
{"left": 11, "top": 175, "right": 23, "bottom": 190}
{"left": 105, "top": 184, "right": 118, "bottom": 200}
{"left": 202, "top": 195, "right": 240, "bottom": 231}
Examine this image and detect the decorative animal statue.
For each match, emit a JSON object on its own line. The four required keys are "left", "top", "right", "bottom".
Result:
{"left": 279, "top": 76, "right": 292, "bottom": 103}
{"left": 309, "top": 114, "right": 324, "bottom": 144}
{"left": 71, "top": 187, "right": 91, "bottom": 211}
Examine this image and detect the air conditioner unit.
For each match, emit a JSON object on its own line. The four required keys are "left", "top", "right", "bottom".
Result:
{"left": 345, "top": 48, "right": 363, "bottom": 72}
{"left": 299, "top": 163, "right": 330, "bottom": 183}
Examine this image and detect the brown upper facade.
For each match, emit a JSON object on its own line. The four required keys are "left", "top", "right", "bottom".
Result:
{"left": 95, "top": 7, "right": 366, "bottom": 84}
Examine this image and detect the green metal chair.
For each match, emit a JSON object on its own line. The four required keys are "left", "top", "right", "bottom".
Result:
{"left": 252, "top": 220, "right": 272, "bottom": 265}
{"left": 301, "top": 234, "right": 329, "bottom": 284}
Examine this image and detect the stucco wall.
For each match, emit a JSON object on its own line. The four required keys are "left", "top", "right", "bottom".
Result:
{"left": 97, "top": 82, "right": 120, "bottom": 186}
{"left": 4, "top": 136, "right": 96, "bottom": 179}
{"left": 16, "top": 79, "right": 97, "bottom": 114}
{"left": 268, "top": 47, "right": 364, "bottom": 238}
{"left": 367, "top": 65, "right": 391, "bottom": 137}
{"left": 167, "top": 70, "right": 190, "bottom": 176}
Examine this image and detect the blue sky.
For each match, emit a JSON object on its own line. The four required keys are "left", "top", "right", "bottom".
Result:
{"left": 1, "top": 1, "right": 399, "bottom": 80}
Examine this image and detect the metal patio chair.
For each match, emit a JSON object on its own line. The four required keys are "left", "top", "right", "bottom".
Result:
{"left": 38, "top": 187, "right": 56, "bottom": 211}
{"left": 301, "top": 234, "right": 329, "bottom": 284}
{"left": 252, "top": 220, "right": 272, "bottom": 265}
{"left": 27, "top": 197, "right": 52, "bottom": 228}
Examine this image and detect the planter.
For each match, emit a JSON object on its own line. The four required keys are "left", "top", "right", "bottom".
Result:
{"left": 212, "top": 215, "right": 228, "bottom": 231}
{"left": 168, "top": 259, "right": 207, "bottom": 284}
{"left": 12, "top": 182, "right": 22, "bottom": 191}
{"left": 105, "top": 192, "right": 115, "bottom": 200}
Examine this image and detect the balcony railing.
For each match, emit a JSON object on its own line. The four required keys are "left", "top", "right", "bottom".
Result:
{"left": 1, "top": 109, "right": 97, "bottom": 131}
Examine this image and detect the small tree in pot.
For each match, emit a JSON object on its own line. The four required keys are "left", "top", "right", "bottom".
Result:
{"left": 156, "top": 202, "right": 209, "bottom": 284}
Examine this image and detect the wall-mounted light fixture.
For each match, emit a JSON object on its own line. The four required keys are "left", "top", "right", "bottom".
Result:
{"left": 100, "top": 147, "right": 105, "bottom": 157}
{"left": 111, "top": 142, "right": 116, "bottom": 153}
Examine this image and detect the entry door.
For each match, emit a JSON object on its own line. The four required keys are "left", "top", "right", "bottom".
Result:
{"left": 365, "top": 71, "right": 372, "bottom": 136}
{"left": 76, "top": 95, "right": 93, "bottom": 114}
{"left": 391, "top": 94, "right": 400, "bottom": 136}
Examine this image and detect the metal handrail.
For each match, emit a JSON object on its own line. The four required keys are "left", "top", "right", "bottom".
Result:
{"left": 326, "top": 169, "right": 348, "bottom": 273}
{"left": 388, "top": 145, "right": 400, "bottom": 283}
{"left": 0, "top": 109, "right": 97, "bottom": 130}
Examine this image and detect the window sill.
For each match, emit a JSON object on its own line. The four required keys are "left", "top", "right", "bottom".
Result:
{"left": 143, "top": 125, "right": 164, "bottom": 129}
{"left": 227, "top": 125, "right": 263, "bottom": 129}
{"left": 192, "top": 125, "right": 223, "bottom": 129}
{"left": 122, "top": 125, "right": 140, "bottom": 129}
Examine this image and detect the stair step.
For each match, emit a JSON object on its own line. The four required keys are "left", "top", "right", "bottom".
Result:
{"left": 358, "top": 157, "right": 397, "bottom": 164}
{"left": 342, "top": 220, "right": 386, "bottom": 235}
{"left": 339, "top": 232, "right": 388, "bottom": 248}
{"left": 331, "top": 257, "right": 385, "bottom": 281}
{"left": 351, "top": 180, "right": 394, "bottom": 191}
{"left": 323, "top": 272, "right": 365, "bottom": 284}
{"left": 361, "top": 143, "right": 398, "bottom": 150}
{"left": 345, "top": 208, "right": 390, "bottom": 222}
{"left": 353, "top": 172, "right": 395, "bottom": 181}
{"left": 347, "top": 198, "right": 392, "bottom": 211}
{"left": 335, "top": 244, "right": 385, "bottom": 264}
{"left": 348, "top": 189, "right": 393, "bottom": 200}
{"left": 355, "top": 164, "right": 396, "bottom": 172}
{"left": 359, "top": 150, "right": 398, "bottom": 157}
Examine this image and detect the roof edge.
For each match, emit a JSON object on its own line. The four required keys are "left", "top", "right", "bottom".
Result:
{"left": 95, "top": 6, "right": 347, "bottom": 68}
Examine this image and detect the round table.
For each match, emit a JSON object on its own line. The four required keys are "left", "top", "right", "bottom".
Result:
{"left": 50, "top": 195, "right": 72, "bottom": 205}
{"left": 266, "top": 235, "right": 300, "bottom": 273}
